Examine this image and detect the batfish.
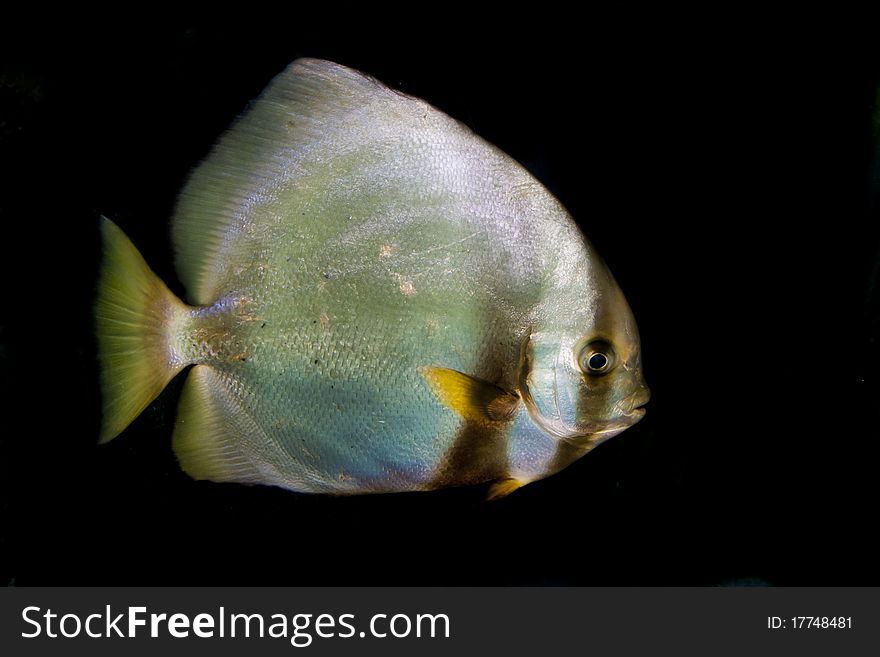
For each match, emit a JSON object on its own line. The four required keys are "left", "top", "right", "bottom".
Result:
{"left": 95, "top": 59, "right": 649, "bottom": 498}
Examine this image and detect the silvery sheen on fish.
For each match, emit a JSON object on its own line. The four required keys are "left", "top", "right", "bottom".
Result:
{"left": 95, "top": 59, "right": 649, "bottom": 499}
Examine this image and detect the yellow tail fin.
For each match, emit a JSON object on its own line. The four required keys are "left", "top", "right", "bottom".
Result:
{"left": 95, "top": 217, "right": 190, "bottom": 443}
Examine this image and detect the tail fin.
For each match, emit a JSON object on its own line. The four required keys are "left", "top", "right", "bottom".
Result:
{"left": 95, "top": 217, "right": 190, "bottom": 443}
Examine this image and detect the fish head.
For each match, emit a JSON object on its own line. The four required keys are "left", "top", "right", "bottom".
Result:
{"left": 518, "top": 244, "right": 649, "bottom": 449}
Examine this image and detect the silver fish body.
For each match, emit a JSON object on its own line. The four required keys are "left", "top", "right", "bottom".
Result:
{"left": 95, "top": 59, "right": 648, "bottom": 498}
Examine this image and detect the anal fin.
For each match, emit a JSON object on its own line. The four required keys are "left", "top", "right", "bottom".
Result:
{"left": 172, "top": 365, "right": 265, "bottom": 484}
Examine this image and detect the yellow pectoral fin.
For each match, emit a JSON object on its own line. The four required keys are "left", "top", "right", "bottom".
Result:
{"left": 420, "top": 366, "right": 519, "bottom": 425}
{"left": 487, "top": 478, "right": 525, "bottom": 501}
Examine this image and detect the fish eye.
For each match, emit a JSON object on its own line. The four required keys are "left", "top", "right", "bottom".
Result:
{"left": 578, "top": 341, "right": 616, "bottom": 375}
{"left": 588, "top": 352, "right": 608, "bottom": 371}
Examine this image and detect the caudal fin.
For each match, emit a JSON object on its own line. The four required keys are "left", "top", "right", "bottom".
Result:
{"left": 95, "top": 217, "right": 190, "bottom": 443}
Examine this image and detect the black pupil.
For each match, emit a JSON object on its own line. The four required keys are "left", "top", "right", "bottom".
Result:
{"left": 588, "top": 353, "right": 608, "bottom": 371}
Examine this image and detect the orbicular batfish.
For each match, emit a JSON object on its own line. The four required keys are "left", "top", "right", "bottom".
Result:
{"left": 95, "top": 59, "right": 649, "bottom": 499}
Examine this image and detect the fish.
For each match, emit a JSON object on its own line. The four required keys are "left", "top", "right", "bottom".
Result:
{"left": 95, "top": 58, "right": 649, "bottom": 499}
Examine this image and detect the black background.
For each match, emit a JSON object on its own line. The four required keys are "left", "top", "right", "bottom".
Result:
{"left": 1, "top": 15, "right": 878, "bottom": 586}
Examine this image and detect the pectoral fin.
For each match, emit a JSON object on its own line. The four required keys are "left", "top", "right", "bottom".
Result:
{"left": 420, "top": 366, "right": 519, "bottom": 425}
{"left": 487, "top": 478, "right": 525, "bottom": 501}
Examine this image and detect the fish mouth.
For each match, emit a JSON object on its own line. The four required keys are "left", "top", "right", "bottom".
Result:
{"left": 526, "top": 405, "right": 646, "bottom": 444}
{"left": 559, "top": 405, "right": 647, "bottom": 445}
{"left": 516, "top": 358, "right": 649, "bottom": 443}
{"left": 623, "top": 406, "right": 646, "bottom": 424}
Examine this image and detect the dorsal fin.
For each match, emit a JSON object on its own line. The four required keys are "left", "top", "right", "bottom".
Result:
{"left": 171, "top": 58, "right": 441, "bottom": 304}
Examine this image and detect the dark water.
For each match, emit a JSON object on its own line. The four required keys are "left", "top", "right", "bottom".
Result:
{"left": 1, "top": 20, "right": 878, "bottom": 585}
